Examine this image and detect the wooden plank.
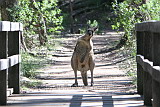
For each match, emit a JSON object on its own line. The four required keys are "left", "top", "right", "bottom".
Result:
{"left": 10, "top": 22, "right": 23, "bottom": 31}
{"left": 136, "top": 31, "right": 144, "bottom": 55}
{"left": 0, "top": 21, "right": 10, "bottom": 31}
{"left": 7, "top": 88, "right": 13, "bottom": 96}
{"left": 136, "top": 55, "right": 153, "bottom": 75}
{"left": 152, "top": 66, "right": 160, "bottom": 83}
{"left": 0, "top": 59, "right": 9, "bottom": 70}
{"left": 137, "top": 56, "right": 152, "bottom": 105}
{"left": 7, "top": 93, "right": 144, "bottom": 106}
{"left": 8, "top": 31, "right": 20, "bottom": 94}
{"left": 151, "top": 21, "right": 160, "bottom": 33}
{"left": 144, "top": 31, "right": 153, "bottom": 61}
{"left": 10, "top": 22, "right": 20, "bottom": 31}
{"left": 143, "top": 59, "right": 153, "bottom": 76}
{"left": 152, "top": 33, "right": 160, "bottom": 66}
{"left": 152, "top": 77, "right": 160, "bottom": 107}
{"left": 0, "top": 21, "right": 23, "bottom": 31}
{"left": 136, "top": 31, "right": 144, "bottom": 95}
{"left": 143, "top": 71, "right": 152, "bottom": 106}
{"left": 8, "top": 32, "right": 20, "bottom": 55}
{"left": 135, "top": 21, "right": 160, "bottom": 33}
{"left": 0, "top": 55, "right": 21, "bottom": 71}
{"left": 137, "top": 63, "right": 144, "bottom": 95}
{"left": 0, "top": 31, "right": 8, "bottom": 105}
{"left": 8, "top": 54, "right": 21, "bottom": 67}
{"left": 19, "top": 23, "right": 23, "bottom": 31}
{"left": 0, "top": 70, "right": 7, "bottom": 105}
{"left": 136, "top": 55, "right": 144, "bottom": 66}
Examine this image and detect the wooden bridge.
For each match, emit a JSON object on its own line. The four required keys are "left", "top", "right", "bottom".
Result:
{"left": 136, "top": 21, "right": 160, "bottom": 107}
{"left": 0, "top": 21, "right": 22, "bottom": 105}
{"left": 0, "top": 21, "right": 160, "bottom": 107}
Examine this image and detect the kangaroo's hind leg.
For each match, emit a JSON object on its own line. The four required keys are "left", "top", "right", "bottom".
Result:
{"left": 71, "top": 55, "right": 78, "bottom": 87}
{"left": 81, "top": 71, "right": 88, "bottom": 86}
{"left": 72, "top": 69, "right": 78, "bottom": 87}
{"left": 89, "top": 56, "right": 95, "bottom": 86}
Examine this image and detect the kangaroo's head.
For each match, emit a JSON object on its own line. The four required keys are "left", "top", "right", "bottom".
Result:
{"left": 83, "top": 27, "right": 97, "bottom": 40}
{"left": 87, "top": 27, "right": 97, "bottom": 36}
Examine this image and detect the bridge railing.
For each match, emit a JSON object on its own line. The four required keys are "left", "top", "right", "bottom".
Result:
{"left": 136, "top": 21, "right": 160, "bottom": 107}
{"left": 0, "top": 21, "right": 22, "bottom": 105}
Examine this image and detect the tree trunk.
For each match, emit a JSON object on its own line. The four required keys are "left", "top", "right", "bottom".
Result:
{"left": 20, "top": 33, "right": 29, "bottom": 52}
{"left": 30, "top": 0, "right": 48, "bottom": 46}
{"left": 0, "top": 0, "right": 17, "bottom": 21}
{"left": 69, "top": 0, "right": 74, "bottom": 33}
{"left": 142, "top": 0, "right": 149, "bottom": 3}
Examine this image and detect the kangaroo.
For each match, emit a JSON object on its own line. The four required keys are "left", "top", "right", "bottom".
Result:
{"left": 71, "top": 27, "right": 97, "bottom": 87}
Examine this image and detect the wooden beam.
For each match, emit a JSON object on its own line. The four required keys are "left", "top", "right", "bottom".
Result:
{"left": 0, "top": 21, "right": 10, "bottom": 31}
{"left": 10, "top": 22, "right": 20, "bottom": 31}
{"left": 8, "top": 31, "right": 20, "bottom": 94}
{"left": 0, "top": 31, "right": 8, "bottom": 105}
{"left": 8, "top": 55, "right": 21, "bottom": 67}
{"left": 0, "top": 59, "right": 9, "bottom": 71}
{"left": 135, "top": 21, "right": 160, "bottom": 33}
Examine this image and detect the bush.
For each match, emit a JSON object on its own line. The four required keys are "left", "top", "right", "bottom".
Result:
{"left": 111, "top": 0, "right": 142, "bottom": 44}
{"left": 111, "top": 0, "right": 160, "bottom": 45}
{"left": 140, "top": 0, "right": 160, "bottom": 20}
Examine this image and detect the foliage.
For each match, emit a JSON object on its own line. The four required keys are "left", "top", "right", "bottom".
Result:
{"left": 111, "top": 0, "right": 160, "bottom": 44}
{"left": 78, "top": 20, "right": 99, "bottom": 34}
{"left": 87, "top": 20, "right": 99, "bottom": 28}
{"left": 111, "top": 0, "right": 142, "bottom": 44}
{"left": 8, "top": 0, "right": 63, "bottom": 46}
{"left": 139, "top": 0, "right": 160, "bottom": 20}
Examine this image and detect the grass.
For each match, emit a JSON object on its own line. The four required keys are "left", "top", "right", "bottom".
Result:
{"left": 118, "top": 45, "right": 137, "bottom": 85}
{"left": 20, "top": 37, "right": 64, "bottom": 88}
{"left": 21, "top": 79, "right": 43, "bottom": 90}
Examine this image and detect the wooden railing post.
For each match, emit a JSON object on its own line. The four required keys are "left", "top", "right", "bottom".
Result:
{"left": 0, "top": 21, "right": 22, "bottom": 105}
{"left": 0, "top": 32, "right": 7, "bottom": 105}
{"left": 143, "top": 31, "right": 153, "bottom": 106}
{"left": 136, "top": 31, "right": 144, "bottom": 95}
{"left": 0, "top": 21, "right": 10, "bottom": 105}
{"left": 8, "top": 22, "right": 22, "bottom": 94}
{"left": 152, "top": 32, "right": 160, "bottom": 107}
{"left": 8, "top": 32, "right": 20, "bottom": 94}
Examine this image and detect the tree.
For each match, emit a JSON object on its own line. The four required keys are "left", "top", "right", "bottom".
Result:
{"left": 8, "top": 0, "right": 63, "bottom": 48}
{"left": 0, "top": 0, "right": 18, "bottom": 20}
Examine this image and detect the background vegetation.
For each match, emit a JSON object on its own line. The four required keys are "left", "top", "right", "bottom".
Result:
{"left": 111, "top": 0, "right": 160, "bottom": 79}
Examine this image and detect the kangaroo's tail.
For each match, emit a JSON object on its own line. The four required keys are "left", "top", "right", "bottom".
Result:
{"left": 81, "top": 72, "right": 88, "bottom": 86}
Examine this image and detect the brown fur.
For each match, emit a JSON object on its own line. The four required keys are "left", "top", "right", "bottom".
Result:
{"left": 71, "top": 27, "right": 97, "bottom": 86}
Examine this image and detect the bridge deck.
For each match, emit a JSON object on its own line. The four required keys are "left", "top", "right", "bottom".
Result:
{"left": 7, "top": 90, "right": 145, "bottom": 107}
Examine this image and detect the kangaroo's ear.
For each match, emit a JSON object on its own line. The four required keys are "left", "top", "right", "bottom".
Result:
{"left": 93, "top": 27, "right": 98, "bottom": 32}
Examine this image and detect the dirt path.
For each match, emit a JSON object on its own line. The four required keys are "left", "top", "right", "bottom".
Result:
{"left": 32, "top": 32, "right": 136, "bottom": 95}
{"left": 7, "top": 32, "right": 146, "bottom": 107}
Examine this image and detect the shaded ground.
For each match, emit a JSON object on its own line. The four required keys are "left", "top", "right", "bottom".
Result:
{"left": 6, "top": 32, "right": 146, "bottom": 107}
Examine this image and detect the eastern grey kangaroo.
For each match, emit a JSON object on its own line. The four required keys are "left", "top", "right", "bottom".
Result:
{"left": 71, "top": 27, "right": 97, "bottom": 86}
